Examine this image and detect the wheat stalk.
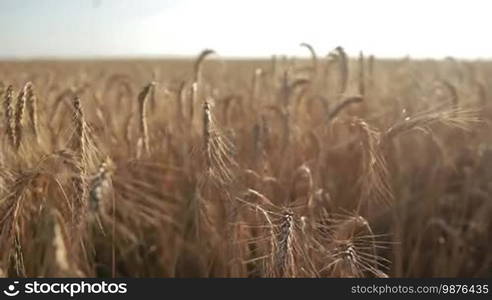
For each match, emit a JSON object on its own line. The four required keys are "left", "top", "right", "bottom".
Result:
{"left": 381, "top": 107, "right": 479, "bottom": 144}
{"left": 202, "top": 98, "right": 237, "bottom": 184}
{"left": 358, "top": 51, "right": 365, "bottom": 96}
{"left": 14, "top": 82, "right": 32, "bottom": 150}
{"left": 26, "top": 83, "right": 39, "bottom": 143}
{"left": 89, "top": 157, "right": 114, "bottom": 214}
{"left": 300, "top": 42, "right": 318, "bottom": 75}
{"left": 334, "top": 46, "right": 348, "bottom": 95}
{"left": 275, "top": 211, "right": 294, "bottom": 277}
{"left": 193, "top": 49, "right": 215, "bottom": 84}
{"left": 326, "top": 96, "right": 363, "bottom": 125}
{"left": 71, "top": 96, "right": 88, "bottom": 233}
{"left": 137, "top": 82, "right": 155, "bottom": 157}
{"left": 3, "top": 85, "right": 16, "bottom": 148}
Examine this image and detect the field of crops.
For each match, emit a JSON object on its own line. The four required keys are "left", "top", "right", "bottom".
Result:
{"left": 0, "top": 48, "right": 491, "bottom": 277}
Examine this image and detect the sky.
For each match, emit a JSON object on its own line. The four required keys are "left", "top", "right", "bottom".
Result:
{"left": 0, "top": 0, "right": 491, "bottom": 59}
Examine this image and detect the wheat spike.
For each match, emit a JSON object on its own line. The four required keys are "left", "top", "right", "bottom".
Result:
{"left": 3, "top": 85, "right": 16, "bottom": 148}
{"left": 137, "top": 82, "right": 155, "bottom": 157}
{"left": 14, "top": 82, "right": 32, "bottom": 150}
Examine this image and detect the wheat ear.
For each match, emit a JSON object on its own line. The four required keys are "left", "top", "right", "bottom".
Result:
{"left": 14, "top": 82, "right": 32, "bottom": 150}
{"left": 26, "top": 83, "right": 39, "bottom": 143}
{"left": 137, "top": 82, "right": 155, "bottom": 156}
{"left": 3, "top": 85, "right": 15, "bottom": 148}
{"left": 71, "top": 96, "right": 88, "bottom": 232}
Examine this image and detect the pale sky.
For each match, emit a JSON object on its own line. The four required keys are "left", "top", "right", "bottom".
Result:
{"left": 0, "top": 0, "right": 491, "bottom": 59}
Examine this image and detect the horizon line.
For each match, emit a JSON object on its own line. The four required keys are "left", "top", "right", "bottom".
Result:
{"left": 2, "top": 53, "right": 492, "bottom": 62}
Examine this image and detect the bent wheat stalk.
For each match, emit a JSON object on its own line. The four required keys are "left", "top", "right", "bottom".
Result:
{"left": 193, "top": 49, "right": 215, "bottom": 84}
{"left": 327, "top": 96, "right": 363, "bottom": 125}
{"left": 300, "top": 42, "right": 318, "bottom": 75}
{"left": 358, "top": 51, "right": 365, "bottom": 96}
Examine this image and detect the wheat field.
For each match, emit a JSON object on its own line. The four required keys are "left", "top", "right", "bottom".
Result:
{"left": 0, "top": 48, "right": 491, "bottom": 277}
